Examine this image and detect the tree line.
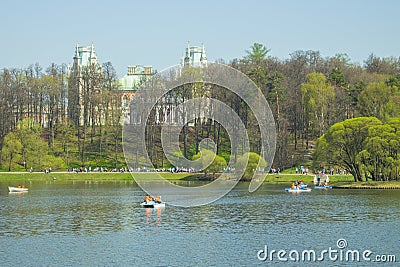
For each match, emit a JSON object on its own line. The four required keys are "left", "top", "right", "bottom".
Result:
{"left": 0, "top": 62, "right": 123, "bottom": 171}
{"left": 0, "top": 43, "right": 399, "bottom": 181}
{"left": 231, "top": 45, "right": 399, "bottom": 181}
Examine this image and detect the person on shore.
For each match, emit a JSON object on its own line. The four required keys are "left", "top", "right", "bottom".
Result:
{"left": 325, "top": 175, "right": 329, "bottom": 184}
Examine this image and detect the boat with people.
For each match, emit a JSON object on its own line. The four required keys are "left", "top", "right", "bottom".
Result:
{"left": 285, "top": 181, "right": 311, "bottom": 192}
{"left": 140, "top": 201, "right": 166, "bottom": 208}
{"left": 8, "top": 186, "right": 29, "bottom": 193}
{"left": 140, "top": 195, "right": 165, "bottom": 208}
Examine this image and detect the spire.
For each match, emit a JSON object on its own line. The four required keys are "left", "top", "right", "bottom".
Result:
{"left": 89, "top": 42, "right": 97, "bottom": 64}
{"left": 75, "top": 43, "right": 79, "bottom": 57}
{"left": 90, "top": 42, "right": 94, "bottom": 56}
{"left": 180, "top": 52, "right": 184, "bottom": 66}
{"left": 184, "top": 40, "right": 192, "bottom": 67}
{"left": 200, "top": 41, "right": 207, "bottom": 66}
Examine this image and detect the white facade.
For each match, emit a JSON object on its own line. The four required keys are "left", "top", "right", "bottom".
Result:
{"left": 181, "top": 41, "right": 207, "bottom": 68}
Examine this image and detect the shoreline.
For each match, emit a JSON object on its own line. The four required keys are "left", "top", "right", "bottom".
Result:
{"left": 0, "top": 172, "right": 399, "bottom": 189}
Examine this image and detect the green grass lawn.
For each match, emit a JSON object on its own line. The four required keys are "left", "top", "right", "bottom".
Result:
{"left": 0, "top": 171, "right": 195, "bottom": 183}
{"left": 1, "top": 172, "right": 399, "bottom": 188}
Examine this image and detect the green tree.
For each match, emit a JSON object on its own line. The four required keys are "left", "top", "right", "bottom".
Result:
{"left": 244, "top": 43, "right": 270, "bottom": 65}
{"left": 357, "top": 82, "right": 399, "bottom": 121}
{"left": 192, "top": 150, "right": 227, "bottom": 179}
{"left": 16, "top": 118, "right": 49, "bottom": 171}
{"left": 358, "top": 123, "right": 400, "bottom": 181}
{"left": 1, "top": 132, "right": 22, "bottom": 171}
{"left": 301, "top": 72, "right": 335, "bottom": 145}
{"left": 314, "top": 117, "right": 382, "bottom": 182}
{"left": 328, "top": 67, "right": 347, "bottom": 88}
{"left": 236, "top": 152, "right": 267, "bottom": 181}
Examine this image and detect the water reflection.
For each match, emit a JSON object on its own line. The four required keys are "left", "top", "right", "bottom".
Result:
{"left": 1, "top": 182, "right": 399, "bottom": 234}
{"left": 144, "top": 207, "right": 163, "bottom": 225}
{"left": 0, "top": 181, "right": 399, "bottom": 266}
{"left": 8, "top": 191, "right": 28, "bottom": 197}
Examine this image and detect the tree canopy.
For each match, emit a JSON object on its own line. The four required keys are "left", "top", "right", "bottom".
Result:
{"left": 315, "top": 117, "right": 400, "bottom": 181}
{"left": 244, "top": 43, "right": 270, "bottom": 64}
{"left": 192, "top": 150, "right": 227, "bottom": 179}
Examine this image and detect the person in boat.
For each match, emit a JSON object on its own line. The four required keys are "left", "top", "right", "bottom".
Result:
{"left": 155, "top": 196, "right": 162, "bottom": 203}
{"left": 144, "top": 195, "right": 153, "bottom": 203}
{"left": 293, "top": 182, "right": 300, "bottom": 189}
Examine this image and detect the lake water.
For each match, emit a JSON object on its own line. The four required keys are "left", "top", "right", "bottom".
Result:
{"left": 0, "top": 180, "right": 399, "bottom": 266}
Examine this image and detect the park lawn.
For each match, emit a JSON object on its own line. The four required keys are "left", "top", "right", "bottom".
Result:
{"left": 0, "top": 172, "right": 193, "bottom": 183}
{"left": 332, "top": 180, "right": 400, "bottom": 188}
{"left": 263, "top": 174, "right": 353, "bottom": 184}
{"left": 1, "top": 172, "right": 399, "bottom": 188}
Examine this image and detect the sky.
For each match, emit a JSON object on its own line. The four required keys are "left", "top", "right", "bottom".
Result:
{"left": 1, "top": 0, "right": 399, "bottom": 77}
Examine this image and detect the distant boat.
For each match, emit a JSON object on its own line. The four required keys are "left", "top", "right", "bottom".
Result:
{"left": 285, "top": 187, "right": 312, "bottom": 193}
{"left": 8, "top": 186, "right": 29, "bottom": 193}
{"left": 140, "top": 201, "right": 165, "bottom": 208}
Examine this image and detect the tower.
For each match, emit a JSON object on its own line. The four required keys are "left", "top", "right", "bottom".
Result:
{"left": 181, "top": 41, "right": 207, "bottom": 68}
{"left": 68, "top": 43, "right": 101, "bottom": 126}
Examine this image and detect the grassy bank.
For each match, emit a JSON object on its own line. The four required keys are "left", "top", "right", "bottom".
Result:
{"left": 0, "top": 172, "right": 192, "bottom": 183}
{"left": 264, "top": 174, "right": 400, "bottom": 188}
{"left": 1, "top": 172, "right": 399, "bottom": 188}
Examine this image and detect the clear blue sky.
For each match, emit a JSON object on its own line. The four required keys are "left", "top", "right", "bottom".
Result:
{"left": 1, "top": 0, "right": 399, "bottom": 77}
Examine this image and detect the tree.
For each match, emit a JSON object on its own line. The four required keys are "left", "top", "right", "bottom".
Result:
{"left": 244, "top": 43, "right": 270, "bottom": 65}
{"left": 364, "top": 54, "right": 400, "bottom": 75}
{"left": 192, "top": 150, "right": 227, "bottom": 179}
{"left": 236, "top": 152, "right": 267, "bottom": 181}
{"left": 358, "top": 123, "right": 400, "bottom": 181}
{"left": 314, "top": 117, "right": 382, "bottom": 182}
{"left": 301, "top": 72, "right": 335, "bottom": 146}
{"left": 56, "top": 119, "right": 77, "bottom": 169}
{"left": 357, "top": 82, "right": 400, "bottom": 121}
{"left": 1, "top": 132, "right": 22, "bottom": 171}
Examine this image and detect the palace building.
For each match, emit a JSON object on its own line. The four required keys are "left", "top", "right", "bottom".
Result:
{"left": 129, "top": 42, "right": 208, "bottom": 125}
{"left": 180, "top": 41, "right": 207, "bottom": 68}
{"left": 68, "top": 43, "right": 102, "bottom": 126}
{"left": 69, "top": 42, "right": 207, "bottom": 125}
{"left": 119, "top": 65, "right": 154, "bottom": 124}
